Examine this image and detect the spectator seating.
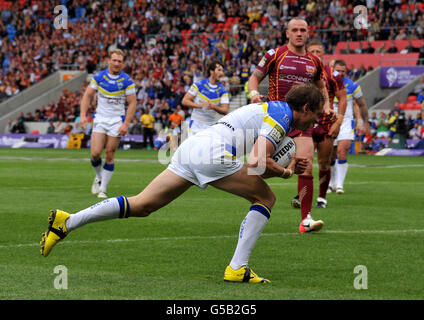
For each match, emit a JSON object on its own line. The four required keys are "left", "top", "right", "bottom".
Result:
{"left": 399, "top": 95, "right": 422, "bottom": 111}
{"left": 324, "top": 53, "right": 420, "bottom": 70}
{"left": 336, "top": 40, "right": 424, "bottom": 55}
{"left": 2, "top": 0, "right": 424, "bottom": 108}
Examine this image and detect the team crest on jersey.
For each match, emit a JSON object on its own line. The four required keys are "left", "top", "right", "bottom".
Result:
{"left": 269, "top": 125, "right": 285, "bottom": 145}
{"left": 306, "top": 65, "right": 315, "bottom": 74}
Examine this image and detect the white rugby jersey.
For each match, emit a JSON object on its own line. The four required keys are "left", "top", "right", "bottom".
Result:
{"left": 187, "top": 78, "right": 229, "bottom": 124}
{"left": 89, "top": 68, "right": 136, "bottom": 119}
{"left": 208, "top": 101, "right": 293, "bottom": 157}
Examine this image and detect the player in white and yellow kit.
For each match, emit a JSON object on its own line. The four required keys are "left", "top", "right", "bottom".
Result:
{"left": 182, "top": 60, "right": 229, "bottom": 136}
{"left": 40, "top": 84, "right": 323, "bottom": 284}
{"left": 329, "top": 59, "right": 369, "bottom": 194}
{"left": 79, "top": 49, "right": 137, "bottom": 198}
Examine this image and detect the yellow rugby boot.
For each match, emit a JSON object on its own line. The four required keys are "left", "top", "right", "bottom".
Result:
{"left": 40, "top": 210, "right": 70, "bottom": 257}
{"left": 224, "top": 265, "right": 270, "bottom": 283}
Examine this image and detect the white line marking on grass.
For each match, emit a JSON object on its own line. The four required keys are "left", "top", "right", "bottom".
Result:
{"left": 0, "top": 156, "right": 159, "bottom": 163}
{"left": 349, "top": 164, "right": 424, "bottom": 169}
{"left": 269, "top": 180, "right": 424, "bottom": 186}
{"left": 2, "top": 156, "right": 424, "bottom": 169}
{"left": 1, "top": 229, "right": 424, "bottom": 250}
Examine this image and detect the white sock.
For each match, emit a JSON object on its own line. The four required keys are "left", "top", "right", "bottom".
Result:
{"left": 100, "top": 163, "right": 114, "bottom": 193}
{"left": 66, "top": 196, "right": 130, "bottom": 232}
{"left": 229, "top": 205, "right": 270, "bottom": 270}
{"left": 91, "top": 158, "right": 102, "bottom": 180}
{"left": 336, "top": 159, "right": 348, "bottom": 189}
{"left": 329, "top": 162, "right": 336, "bottom": 188}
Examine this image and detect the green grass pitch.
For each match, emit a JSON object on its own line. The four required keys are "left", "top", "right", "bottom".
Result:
{"left": 0, "top": 148, "right": 423, "bottom": 300}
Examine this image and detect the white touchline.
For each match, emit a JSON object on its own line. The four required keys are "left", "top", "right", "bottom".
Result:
{"left": 1, "top": 229, "right": 424, "bottom": 250}
{"left": 2, "top": 156, "right": 424, "bottom": 169}
{"left": 0, "top": 156, "right": 159, "bottom": 163}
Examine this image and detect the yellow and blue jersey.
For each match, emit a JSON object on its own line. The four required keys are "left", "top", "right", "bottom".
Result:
{"left": 89, "top": 68, "right": 136, "bottom": 119}
{"left": 240, "top": 67, "right": 249, "bottom": 81}
{"left": 260, "top": 101, "right": 293, "bottom": 149}
{"left": 187, "top": 78, "right": 229, "bottom": 124}
{"left": 211, "top": 101, "right": 293, "bottom": 156}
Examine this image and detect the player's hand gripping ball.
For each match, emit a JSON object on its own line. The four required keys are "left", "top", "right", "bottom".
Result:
{"left": 272, "top": 136, "right": 297, "bottom": 168}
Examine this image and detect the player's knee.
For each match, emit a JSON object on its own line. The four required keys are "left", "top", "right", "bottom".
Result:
{"left": 105, "top": 149, "right": 115, "bottom": 163}
{"left": 301, "top": 161, "right": 313, "bottom": 176}
{"left": 91, "top": 151, "right": 102, "bottom": 160}
{"left": 268, "top": 191, "right": 276, "bottom": 208}
{"left": 256, "top": 189, "right": 276, "bottom": 209}
{"left": 318, "top": 158, "right": 331, "bottom": 171}
{"left": 337, "top": 150, "right": 348, "bottom": 160}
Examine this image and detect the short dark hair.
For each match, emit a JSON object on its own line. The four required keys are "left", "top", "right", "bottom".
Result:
{"left": 285, "top": 83, "right": 324, "bottom": 113}
{"left": 334, "top": 59, "right": 347, "bottom": 67}
{"left": 207, "top": 60, "right": 224, "bottom": 76}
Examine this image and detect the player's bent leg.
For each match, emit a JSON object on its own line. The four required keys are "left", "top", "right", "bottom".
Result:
{"left": 41, "top": 170, "right": 193, "bottom": 257}
{"left": 209, "top": 165, "right": 275, "bottom": 208}
{"left": 210, "top": 166, "right": 273, "bottom": 283}
{"left": 128, "top": 169, "right": 193, "bottom": 217}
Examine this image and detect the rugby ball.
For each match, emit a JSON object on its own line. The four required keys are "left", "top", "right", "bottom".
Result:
{"left": 272, "top": 136, "right": 296, "bottom": 168}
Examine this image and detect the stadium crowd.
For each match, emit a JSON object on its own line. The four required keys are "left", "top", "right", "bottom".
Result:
{"left": 365, "top": 109, "right": 424, "bottom": 147}
{"left": 360, "top": 81, "right": 424, "bottom": 152}
{"left": 2, "top": 0, "right": 424, "bottom": 140}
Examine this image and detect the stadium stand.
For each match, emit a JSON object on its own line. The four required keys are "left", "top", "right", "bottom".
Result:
{"left": 1, "top": 0, "right": 424, "bottom": 149}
